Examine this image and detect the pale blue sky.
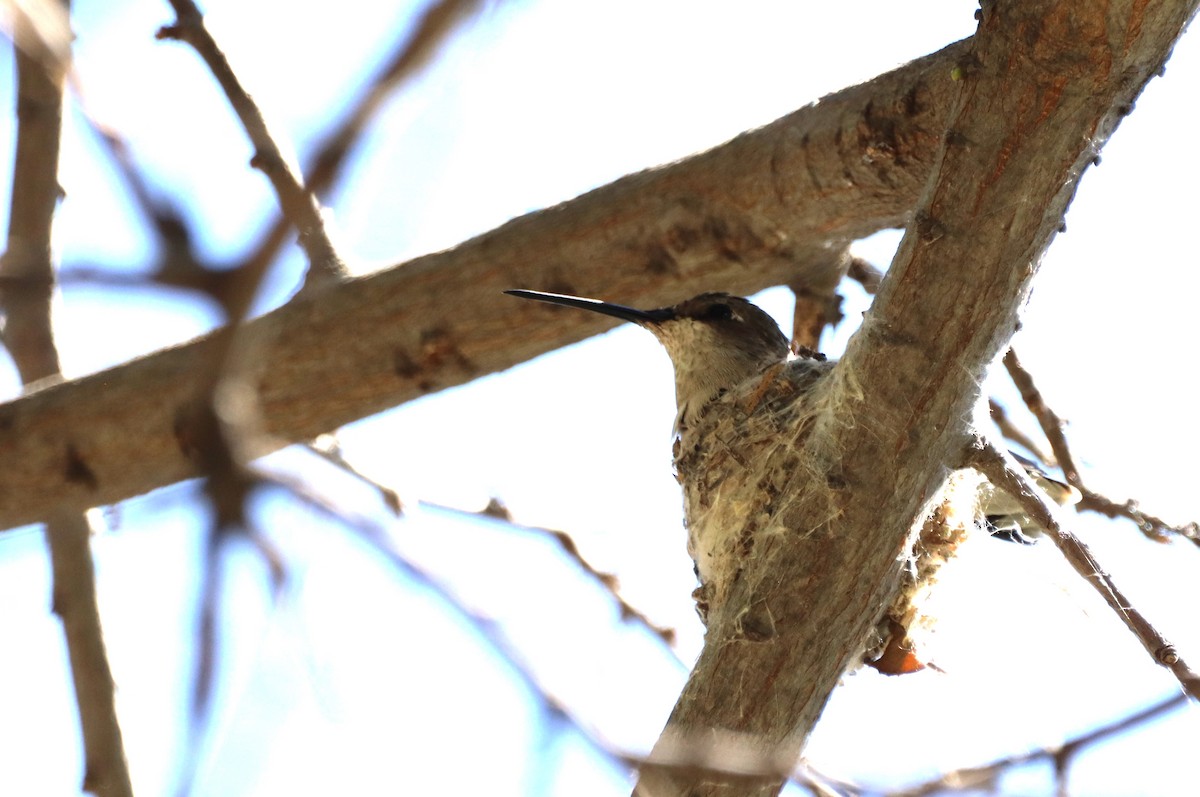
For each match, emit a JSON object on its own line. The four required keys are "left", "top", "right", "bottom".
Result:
{"left": 1, "top": 2, "right": 1199, "bottom": 795}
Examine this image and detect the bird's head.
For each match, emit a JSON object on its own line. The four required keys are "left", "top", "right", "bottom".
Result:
{"left": 506, "top": 290, "right": 791, "bottom": 425}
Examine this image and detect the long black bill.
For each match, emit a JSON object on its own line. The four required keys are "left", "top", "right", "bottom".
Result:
{"left": 505, "top": 289, "right": 674, "bottom": 326}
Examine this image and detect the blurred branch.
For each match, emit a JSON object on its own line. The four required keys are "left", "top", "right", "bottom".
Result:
{"left": 70, "top": 97, "right": 230, "bottom": 297}
{"left": 1004, "top": 349, "right": 1200, "bottom": 544}
{"left": 301, "top": 435, "right": 680, "bottom": 647}
{"left": 427, "top": 498, "right": 680, "bottom": 648}
{"left": 46, "top": 513, "right": 134, "bottom": 797}
{"left": 887, "top": 693, "right": 1188, "bottom": 797}
{"left": 306, "top": 434, "right": 404, "bottom": 514}
{"left": 967, "top": 439, "right": 1200, "bottom": 701}
{"left": 0, "top": 0, "right": 72, "bottom": 74}
{"left": 788, "top": 249, "right": 849, "bottom": 350}
{"left": 2, "top": 12, "right": 63, "bottom": 382}
{"left": 240, "top": 0, "right": 485, "bottom": 276}
{"left": 0, "top": 3, "right": 134, "bottom": 796}
{"left": 157, "top": 0, "right": 346, "bottom": 291}
{"left": 342, "top": 507, "right": 848, "bottom": 797}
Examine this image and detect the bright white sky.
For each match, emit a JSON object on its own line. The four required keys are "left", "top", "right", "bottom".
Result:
{"left": 1, "top": 1, "right": 1199, "bottom": 795}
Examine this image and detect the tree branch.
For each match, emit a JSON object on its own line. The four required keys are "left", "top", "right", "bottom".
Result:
{"left": 157, "top": 0, "right": 347, "bottom": 289}
{"left": 888, "top": 693, "right": 1189, "bottom": 797}
{"left": 239, "top": 0, "right": 483, "bottom": 277}
{"left": 0, "top": 38, "right": 971, "bottom": 531}
{"left": 1, "top": 4, "right": 134, "bottom": 795}
{"left": 967, "top": 439, "right": 1200, "bottom": 699}
{"left": 633, "top": 2, "right": 1197, "bottom": 795}
{"left": 1004, "top": 348, "right": 1200, "bottom": 543}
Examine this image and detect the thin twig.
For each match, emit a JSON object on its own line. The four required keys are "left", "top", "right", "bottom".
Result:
{"left": 306, "top": 435, "right": 404, "bottom": 515}
{"left": 423, "top": 498, "right": 680, "bottom": 648}
{"left": 0, "top": 5, "right": 134, "bottom": 795}
{"left": 987, "top": 398, "right": 1055, "bottom": 467}
{"left": 1002, "top": 349, "right": 1079, "bottom": 483}
{"left": 887, "top": 693, "right": 1187, "bottom": 797}
{"left": 157, "top": 0, "right": 346, "bottom": 290}
{"left": 242, "top": 455, "right": 853, "bottom": 795}
{"left": 1075, "top": 491, "right": 1199, "bottom": 544}
{"left": 238, "top": 0, "right": 484, "bottom": 276}
{"left": 149, "top": 5, "right": 348, "bottom": 753}
{"left": 68, "top": 91, "right": 229, "bottom": 295}
{"left": 965, "top": 438, "right": 1200, "bottom": 701}
{"left": 1004, "top": 348, "right": 1200, "bottom": 544}
{"left": 300, "top": 436, "right": 678, "bottom": 646}
{"left": 345, "top": 508, "right": 850, "bottom": 796}
{"left": 145, "top": 5, "right": 354, "bottom": 787}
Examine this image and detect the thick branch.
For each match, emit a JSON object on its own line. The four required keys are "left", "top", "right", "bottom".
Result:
{"left": 0, "top": 39, "right": 970, "bottom": 531}
{"left": 635, "top": 3, "right": 1196, "bottom": 795}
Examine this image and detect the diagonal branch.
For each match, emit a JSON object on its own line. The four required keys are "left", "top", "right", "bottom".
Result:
{"left": 987, "top": 396, "right": 1054, "bottom": 466}
{"left": 239, "top": 0, "right": 484, "bottom": 276}
{"left": 1003, "top": 348, "right": 1080, "bottom": 483}
{"left": 157, "top": 0, "right": 346, "bottom": 289}
{"left": 966, "top": 439, "right": 1200, "bottom": 700}
{"left": 634, "top": 3, "right": 1198, "bottom": 795}
{"left": 0, "top": 38, "right": 973, "bottom": 531}
{"left": 888, "top": 693, "right": 1189, "bottom": 797}
{"left": 1004, "top": 348, "right": 1200, "bottom": 544}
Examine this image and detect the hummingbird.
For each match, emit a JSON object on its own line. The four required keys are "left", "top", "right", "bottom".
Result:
{"left": 506, "top": 289, "right": 1078, "bottom": 671}
{"left": 505, "top": 290, "right": 810, "bottom": 434}
{"left": 505, "top": 289, "right": 836, "bottom": 618}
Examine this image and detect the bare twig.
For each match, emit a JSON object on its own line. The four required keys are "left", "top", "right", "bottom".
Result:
{"left": 337, "top": 507, "right": 850, "bottom": 796}
{"left": 887, "top": 693, "right": 1188, "bottom": 797}
{"left": 69, "top": 94, "right": 230, "bottom": 296}
{"left": 424, "top": 498, "right": 680, "bottom": 648}
{"left": 306, "top": 434, "right": 404, "bottom": 515}
{"left": 45, "top": 513, "right": 134, "bottom": 797}
{"left": 141, "top": 5, "right": 357, "bottom": 788}
{"left": 1002, "top": 349, "right": 1080, "bottom": 483}
{"left": 0, "top": 4, "right": 134, "bottom": 795}
{"left": 1004, "top": 348, "right": 1199, "bottom": 544}
{"left": 987, "top": 397, "right": 1055, "bottom": 466}
{"left": 239, "top": 0, "right": 484, "bottom": 276}
{"left": 148, "top": 5, "right": 356, "bottom": 754}
{"left": 1075, "top": 491, "right": 1199, "bottom": 544}
{"left": 966, "top": 438, "right": 1200, "bottom": 701}
{"left": 301, "top": 433, "right": 680, "bottom": 646}
{"left": 156, "top": 0, "right": 346, "bottom": 290}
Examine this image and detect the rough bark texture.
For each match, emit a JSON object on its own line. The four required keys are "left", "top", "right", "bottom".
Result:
{"left": 0, "top": 41, "right": 974, "bottom": 530}
{"left": 633, "top": 2, "right": 1196, "bottom": 795}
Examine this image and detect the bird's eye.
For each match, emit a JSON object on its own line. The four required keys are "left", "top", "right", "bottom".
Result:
{"left": 703, "top": 303, "right": 734, "bottom": 321}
